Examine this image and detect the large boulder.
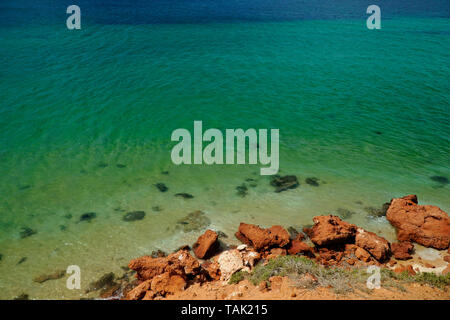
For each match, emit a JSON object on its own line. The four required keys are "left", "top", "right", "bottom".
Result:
{"left": 391, "top": 241, "right": 414, "bottom": 260}
{"left": 235, "top": 223, "right": 290, "bottom": 251}
{"left": 304, "top": 215, "right": 357, "bottom": 246}
{"left": 193, "top": 230, "right": 219, "bottom": 259}
{"left": 128, "top": 249, "right": 200, "bottom": 281}
{"left": 355, "top": 228, "right": 390, "bottom": 262}
{"left": 386, "top": 195, "right": 450, "bottom": 249}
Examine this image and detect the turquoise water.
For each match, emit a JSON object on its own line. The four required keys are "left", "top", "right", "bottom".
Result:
{"left": 0, "top": 1, "right": 449, "bottom": 299}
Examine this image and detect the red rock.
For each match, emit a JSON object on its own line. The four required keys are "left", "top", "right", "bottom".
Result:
{"left": 443, "top": 256, "right": 450, "bottom": 263}
{"left": 443, "top": 265, "right": 450, "bottom": 275}
{"left": 394, "top": 264, "right": 416, "bottom": 276}
{"left": 128, "top": 249, "right": 200, "bottom": 281}
{"left": 266, "top": 248, "right": 287, "bottom": 260}
{"left": 316, "top": 247, "right": 344, "bottom": 266}
{"left": 288, "top": 237, "right": 314, "bottom": 256}
{"left": 193, "top": 230, "right": 219, "bottom": 259}
{"left": 391, "top": 241, "right": 414, "bottom": 260}
{"left": 355, "top": 228, "right": 390, "bottom": 262}
{"left": 150, "top": 272, "right": 186, "bottom": 295}
{"left": 305, "top": 215, "right": 357, "bottom": 246}
{"left": 387, "top": 260, "right": 397, "bottom": 267}
{"left": 423, "top": 262, "right": 435, "bottom": 268}
{"left": 386, "top": 195, "right": 450, "bottom": 249}
{"left": 355, "top": 247, "right": 372, "bottom": 262}
{"left": 235, "top": 223, "right": 290, "bottom": 251}
{"left": 201, "top": 261, "right": 221, "bottom": 281}
{"left": 125, "top": 280, "right": 152, "bottom": 300}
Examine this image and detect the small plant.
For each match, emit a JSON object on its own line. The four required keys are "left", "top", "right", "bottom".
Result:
{"left": 229, "top": 271, "right": 249, "bottom": 284}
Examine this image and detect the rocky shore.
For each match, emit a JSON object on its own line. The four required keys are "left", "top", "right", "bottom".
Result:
{"left": 107, "top": 194, "right": 450, "bottom": 300}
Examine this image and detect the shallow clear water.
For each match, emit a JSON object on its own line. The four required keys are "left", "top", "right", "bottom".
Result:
{"left": 0, "top": 0, "right": 449, "bottom": 299}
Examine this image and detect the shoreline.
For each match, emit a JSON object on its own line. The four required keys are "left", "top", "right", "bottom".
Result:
{"left": 106, "top": 193, "right": 450, "bottom": 301}
{"left": 3, "top": 189, "right": 449, "bottom": 300}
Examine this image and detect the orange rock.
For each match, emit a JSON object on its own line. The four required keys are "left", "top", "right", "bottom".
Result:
{"left": 443, "top": 256, "right": 450, "bottom": 263}
{"left": 394, "top": 264, "right": 416, "bottom": 276}
{"left": 423, "top": 262, "right": 435, "bottom": 268}
{"left": 442, "top": 265, "right": 450, "bottom": 275}
{"left": 355, "top": 228, "right": 390, "bottom": 262}
{"left": 150, "top": 272, "right": 186, "bottom": 295}
{"left": 193, "top": 230, "right": 219, "bottom": 259}
{"left": 125, "top": 280, "right": 152, "bottom": 300}
{"left": 387, "top": 260, "right": 397, "bottom": 267}
{"left": 266, "top": 248, "right": 287, "bottom": 260}
{"left": 128, "top": 249, "right": 200, "bottom": 281}
{"left": 386, "top": 195, "right": 450, "bottom": 249}
{"left": 288, "top": 238, "right": 314, "bottom": 256}
{"left": 305, "top": 215, "right": 357, "bottom": 246}
{"left": 391, "top": 241, "right": 414, "bottom": 260}
{"left": 201, "top": 261, "right": 221, "bottom": 281}
{"left": 355, "top": 247, "right": 372, "bottom": 262}
{"left": 235, "top": 223, "right": 290, "bottom": 251}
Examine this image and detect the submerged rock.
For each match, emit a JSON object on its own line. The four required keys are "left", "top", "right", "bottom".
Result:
{"left": 152, "top": 206, "right": 162, "bottom": 212}
{"left": 430, "top": 175, "right": 449, "bottom": 185}
{"left": 175, "top": 193, "right": 194, "bottom": 199}
{"left": 14, "top": 293, "right": 29, "bottom": 300}
{"left": 0, "top": 253, "right": 3, "bottom": 261}
{"left": 86, "top": 272, "right": 118, "bottom": 295}
{"left": 365, "top": 202, "right": 390, "bottom": 218}
{"left": 18, "top": 185, "right": 31, "bottom": 190}
{"left": 193, "top": 230, "right": 220, "bottom": 259}
{"left": 270, "top": 175, "right": 299, "bottom": 193}
{"left": 386, "top": 195, "right": 450, "bottom": 249}
{"left": 287, "top": 226, "right": 301, "bottom": 240}
{"left": 155, "top": 183, "right": 168, "bottom": 192}
{"left": 20, "top": 227, "right": 37, "bottom": 239}
{"left": 33, "top": 270, "right": 66, "bottom": 284}
{"left": 236, "top": 184, "right": 248, "bottom": 197}
{"left": 79, "top": 212, "right": 96, "bottom": 222}
{"left": 116, "top": 164, "right": 126, "bottom": 168}
{"left": 98, "top": 162, "right": 108, "bottom": 168}
{"left": 176, "top": 210, "right": 211, "bottom": 232}
{"left": 122, "top": 211, "right": 146, "bottom": 222}
{"left": 17, "top": 257, "right": 27, "bottom": 265}
{"left": 336, "top": 208, "right": 356, "bottom": 220}
{"left": 151, "top": 250, "right": 167, "bottom": 258}
{"left": 216, "top": 231, "right": 228, "bottom": 239}
{"left": 305, "top": 177, "right": 320, "bottom": 187}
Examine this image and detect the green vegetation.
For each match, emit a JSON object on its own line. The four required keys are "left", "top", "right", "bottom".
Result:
{"left": 228, "top": 271, "right": 249, "bottom": 284}
{"left": 228, "top": 255, "right": 450, "bottom": 294}
{"left": 381, "top": 268, "right": 450, "bottom": 289}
